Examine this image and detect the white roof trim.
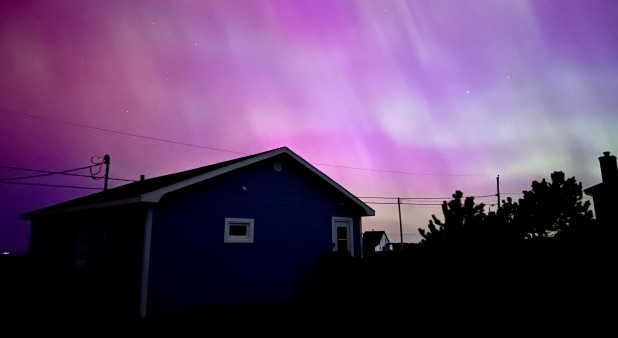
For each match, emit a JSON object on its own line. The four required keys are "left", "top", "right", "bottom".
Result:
{"left": 140, "top": 147, "right": 375, "bottom": 216}
{"left": 284, "top": 149, "right": 375, "bottom": 216}
{"left": 140, "top": 148, "right": 288, "bottom": 202}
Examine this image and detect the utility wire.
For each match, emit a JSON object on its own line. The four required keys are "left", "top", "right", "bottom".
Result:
{"left": 1, "top": 162, "right": 500, "bottom": 200}
{"left": 0, "top": 164, "right": 138, "bottom": 183}
{"left": 108, "top": 177, "right": 138, "bottom": 182}
{"left": 360, "top": 196, "right": 451, "bottom": 200}
{"left": 3, "top": 109, "right": 498, "bottom": 177}
{"left": 363, "top": 201, "right": 444, "bottom": 206}
{"left": 0, "top": 164, "right": 95, "bottom": 175}
{"left": 387, "top": 233, "right": 422, "bottom": 237}
{"left": 0, "top": 181, "right": 102, "bottom": 190}
{"left": 361, "top": 193, "right": 498, "bottom": 201}
{"left": 2, "top": 110, "right": 249, "bottom": 155}
{"left": 402, "top": 203, "right": 444, "bottom": 206}
{"left": 311, "top": 162, "right": 495, "bottom": 177}
{"left": 0, "top": 164, "right": 100, "bottom": 182}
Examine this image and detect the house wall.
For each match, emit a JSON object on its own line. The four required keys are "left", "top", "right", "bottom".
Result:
{"left": 587, "top": 152, "right": 618, "bottom": 227}
{"left": 146, "top": 153, "right": 365, "bottom": 316}
{"left": 379, "top": 235, "right": 390, "bottom": 251}
{"left": 27, "top": 205, "right": 148, "bottom": 318}
{"left": 591, "top": 190, "right": 614, "bottom": 226}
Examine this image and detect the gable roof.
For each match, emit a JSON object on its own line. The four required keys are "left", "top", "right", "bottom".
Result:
{"left": 583, "top": 183, "right": 602, "bottom": 196}
{"left": 20, "top": 146, "right": 375, "bottom": 219}
{"left": 362, "top": 230, "right": 389, "bottom": 249}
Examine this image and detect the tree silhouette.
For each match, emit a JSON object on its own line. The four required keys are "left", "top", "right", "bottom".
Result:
{"left": 418, "top": 190, "right": 489, "bottom": 249}
{"left": 506, "top": 171, "right": 595, "bottom": 240}
{"left": 412, "top": 171, "right": 606, "bottom": 324}
{"left": 417, "top": 171, "right": 596, "bottom": 249}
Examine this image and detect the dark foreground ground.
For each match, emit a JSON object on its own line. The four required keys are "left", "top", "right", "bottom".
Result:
{"left": 1, "top": 244, "right": 615, "bottom": 335}
{"left": 2, "top": 294, "right": 613, "bottom": 336}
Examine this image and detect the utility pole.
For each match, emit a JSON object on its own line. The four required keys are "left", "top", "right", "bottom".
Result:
{"left": 103, "top": 154, "right": 110, "bottom": 191}
{"left": 397, "top": 197, "right": 403, "bottom": 250}
{"left": 496, "top": 175, "right": 500, "bottom": 210}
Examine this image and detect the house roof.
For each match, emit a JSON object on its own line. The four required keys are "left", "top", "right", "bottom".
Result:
{"left": 362, "top": 230, "right": 389, "bottom": 249}
{"left": 583, "top": 183, "right": 602, "bottom": 196}
{"left": 20, "top": 146, "right": 375, "bottom": 219}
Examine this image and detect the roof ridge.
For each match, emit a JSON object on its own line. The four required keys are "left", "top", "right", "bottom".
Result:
{"left": 20, "top": 146, "right": 375, "bottom": 219}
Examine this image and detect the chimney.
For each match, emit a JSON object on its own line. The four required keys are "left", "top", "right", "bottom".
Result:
{"left": 599, "top": 151, "right": 617, "bottom": 185}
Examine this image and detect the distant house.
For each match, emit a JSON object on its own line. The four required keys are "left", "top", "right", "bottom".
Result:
{"left": 584, "top": 151, "right": 618, "bottom": 227}
{"left": 20, "top": 146, "right": 374, "bottom": 319}
{"left": 362, "top": 230, "right": 391, "bottom": 254}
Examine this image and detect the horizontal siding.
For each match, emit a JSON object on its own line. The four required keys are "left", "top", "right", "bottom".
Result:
{"left": 26, "top": 205, "right": 148, "bottom": 318}
{"left": 147, "top": 154, "right": 364, "bottom": 315}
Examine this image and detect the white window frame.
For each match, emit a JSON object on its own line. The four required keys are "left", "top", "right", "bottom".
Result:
{"left": 332, "top": 217, "right": 354, "bottom": 256}
{"left": 224, "top": 218, "right": 254, "bottom": 243}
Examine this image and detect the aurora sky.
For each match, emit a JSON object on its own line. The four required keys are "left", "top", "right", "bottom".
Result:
{"left": 1, "top": 1, "right": 617, "bottom": 253}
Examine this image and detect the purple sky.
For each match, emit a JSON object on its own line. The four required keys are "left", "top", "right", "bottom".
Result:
{"left": 1, "top": 0, "right": 617, "bottom": 253}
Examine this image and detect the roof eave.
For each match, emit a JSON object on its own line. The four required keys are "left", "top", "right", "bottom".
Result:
{"left": 20, "top": 197, "right": 145, "bottom": 220}
{"left": 281, "top": 149, "right": 375, "bottom": 216}
{"left": 583, "top": 183, "right": 602, "bottom": 196}
{"left": 21, "top": 146, "right": 375, "bottom": 219}
{"left": 142, "top": 147, "right": 376, "bottom": 216}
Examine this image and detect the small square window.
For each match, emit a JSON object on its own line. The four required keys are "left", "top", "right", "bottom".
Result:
{"left": 224, "top": 218, "right": 254, "bottom": 243}
{"left": 228, "top": 224, "right": 248, "bottom": 236}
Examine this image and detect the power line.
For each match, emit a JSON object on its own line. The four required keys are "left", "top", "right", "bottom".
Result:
{"left": 0, "top": 164, "right": 100, "bottom": 182}
{"left": 463, "top": 193, "right": 497, "bottom": 198}
{"left": 363, "top": 201, "right": 444, "bottom": 206}
{"left": 0, "top": 181, "right": 102, "bottom": 190}
{"left": 3, "top": 109, "right": 498, "bottom": 178}
{"left": 1, "top": 109, "right": 249, "bottom": 156}
{"left": 0, "top": 164, "right": 138, "bottom": 183}
{"left": 1, "top": 161, "right": 500, "bottom": 204}
{"left": 311, "top": 162, "right": 495, "bottom": 177}
{"left": 361, "top": 193, "right": 497, "bottom": 201}
{"left": 0, "top": 164, "right": 94, "bottom": 174}
{"left": 0, "top": 159, "right": 113, "bottom": 190}
{"left": 360, "top": 196, "right": 451, "bottom": 200}
{"left": 1, "top": 161, "right": 497, "bottom": 194}
{"left": 386, "top": 233, "right": 422, "bottom": 237}
{"left": 402, "top": 203, "right": 444, "bottom": 206}
{"left": 108, "top": 177, "right": 138, "bottom": 182}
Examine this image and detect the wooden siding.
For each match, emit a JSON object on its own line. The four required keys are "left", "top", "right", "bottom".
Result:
{"left": 146, "top": 153, "right": 363, "bottom": 315}
{"left": 27, "top": 205, "right": 148, "bottom": 318}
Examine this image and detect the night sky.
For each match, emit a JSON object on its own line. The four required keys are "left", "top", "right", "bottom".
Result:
{"left": 1, "top": 1, "right": 617, "bottom": 254}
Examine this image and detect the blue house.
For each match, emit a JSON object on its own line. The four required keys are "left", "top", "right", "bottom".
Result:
{"left": 21, "top": 146, "right": 375, "bottom": 319}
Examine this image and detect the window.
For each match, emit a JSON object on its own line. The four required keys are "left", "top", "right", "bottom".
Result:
{"left": 336, "top": 226, "right": 348, "bottom": 252}
{"left": 224, "top": 218, "right": 254, "bottom": 243}
{"left": 332, "top": 217, "right": 353, "bottom": 256}
{"left": 74, "top": 225, "right": 91, "bottom": 268}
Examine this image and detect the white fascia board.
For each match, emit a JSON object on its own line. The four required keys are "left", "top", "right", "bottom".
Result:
{"left": 140, "top": 147, "right": 375, "bottom": 216}
{"left": 140, "top": 148, "right": 289, "bottom": 203}
{"left": 276, "top": 151, "right": 376, "bottom": 216}
{"left": 285, "top": 151, "right": 376, "bottom": 216}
